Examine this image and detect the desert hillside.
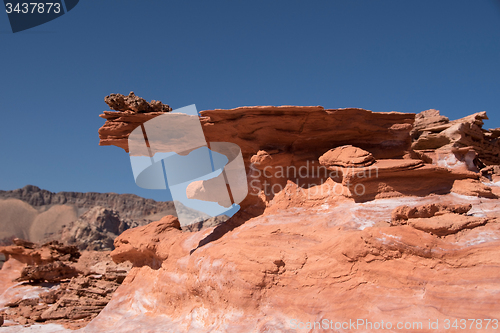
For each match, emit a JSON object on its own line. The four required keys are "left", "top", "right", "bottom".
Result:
{"left": 0, "top": 185, "right": 177, "bottom": 247}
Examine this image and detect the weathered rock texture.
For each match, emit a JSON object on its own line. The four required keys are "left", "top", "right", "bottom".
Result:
{"left": 105, "top": 91, "right": 172, "bottom": 113}
{"left": 0, "top": 239, "right": 80, "bottom": 266}
{"left": 391, "top": 203, "right": 472, "bottom": 223}
{"left": 411, "top": 109, "right": 500, "bottom": 167}
{"left": 100, "top": 101, "right": 414, "bottom": 161}
{"left": 0, "top": 241, "right": 130, "bottom": 330}
{"left": 75, "top": 191, "right": 499, "bottom": 333}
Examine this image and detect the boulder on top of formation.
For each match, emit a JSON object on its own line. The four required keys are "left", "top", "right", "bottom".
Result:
{"left": 104, "top": 91, "right": 172, "bottom": 113}
{"left": 319, "top": 145, "right": 375, "bottom": 168}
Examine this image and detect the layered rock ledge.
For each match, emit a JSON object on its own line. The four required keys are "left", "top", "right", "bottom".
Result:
{"left": 98, "top": 94, "right": 499, "bottom": 206}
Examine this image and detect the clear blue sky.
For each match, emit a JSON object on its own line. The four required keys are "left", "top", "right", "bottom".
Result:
{"left": 1, "top": 1, "right": 499, "bottom": 202}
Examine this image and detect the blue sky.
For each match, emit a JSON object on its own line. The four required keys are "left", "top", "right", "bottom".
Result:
{"left": 1, "top": 0, "right": 499, "bottom": 202}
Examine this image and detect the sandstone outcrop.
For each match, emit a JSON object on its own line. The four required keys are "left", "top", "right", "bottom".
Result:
{"left": 326, "top": 158, "right": 479, "bottom": 202}
{"left": 75, "top": 95, "right": 500, "bottom": 332}
{"left": 390, "top": 203, "right": 489, "bottom": 236}
{"left": 58, "top": 206, "right": 129, "bottom": 251}
{"left": 391, "top": 203, "right": 472, "bottom": 223}
{"left": 481, "top": 165, "right": 500, "bottom": 182}
{"left": 406, "top": 214, "right": 489, "bottom": 237}
{"left": 451, "top": 178, "right": 498, "bottom": 198}
{"left": 15, "top": 261, "right": 80, "bottom": 283}
{"left": 99, "top": 94, "right": 415, "bottom": 161}
{"left": 412, "top": 109, "right": 500, "bottom": 166}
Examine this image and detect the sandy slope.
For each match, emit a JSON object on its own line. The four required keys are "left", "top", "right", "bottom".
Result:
{"left": 0, "top": 199, "right": 79, "bottom": 243}
{"left": 29, "top": 205, "right": 79, "bottom": 242}
{"left": 0, "top": 199, "right": 38, "bottom": 241}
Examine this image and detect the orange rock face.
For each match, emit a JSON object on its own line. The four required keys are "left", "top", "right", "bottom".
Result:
{"left": 80, "top": 192, "right": 500, "bottom": 332}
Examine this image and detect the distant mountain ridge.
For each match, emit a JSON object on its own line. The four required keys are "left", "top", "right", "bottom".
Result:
{"left": 0, "top": 185, "right": 175, "bottom": 218}
{"left": 0, "top": 185, "right": 178, "bottom": 248}
{"left": 0, "top": 185, "right": 229, "bottom": 249}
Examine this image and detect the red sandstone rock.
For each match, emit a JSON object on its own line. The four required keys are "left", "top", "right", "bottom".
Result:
{"left": 481, "top": 165, "right": 500, "bottom": 182}
{"left": 250, "top": 150, "right": 293, "bottom": 169}
{"left": 93, "top": 191, "right": 500, "bottom": 332}
{"left": 15, "top": 261, "right": 80, "bottom": 283}
{"left": 0, "top": 247, "right": 130, "bottom": 329}
{"left": 99, "top": 104, "right": 415, "bottom": 161}
{"left": 111, "top": 215, "right": 182, "bottom": 268}
{"left": 98, "top": 95, "right": 496, "bottom": 205}
{"left": 333, "top": 159, "right": 477, "bottom": 201}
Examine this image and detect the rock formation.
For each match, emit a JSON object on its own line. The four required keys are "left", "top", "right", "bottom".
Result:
{"left": 86, "top": 95, "right": 500, "bottom": 332}
{"left": 4, "top": 95, "right": 499, "bottom": 331}
{"left": 87, "top": 192, "right": 500, "bottom": 332}
{"left": 411, "top": 109, "right": 500, "bottom": 167}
